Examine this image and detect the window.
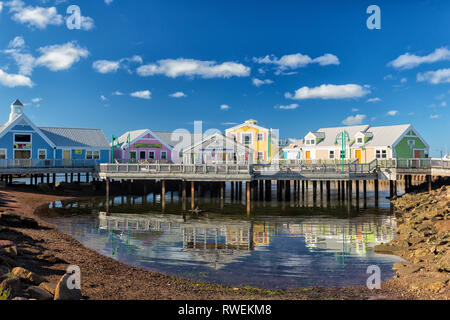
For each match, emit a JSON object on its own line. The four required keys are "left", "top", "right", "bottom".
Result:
{"left": 407, "top": 139, "right": 416, "bottom": 147}
{"left": 305, "top": 139, "right": 315, "bottom": 145}
{"left": 357, "top": 137, "right": 363, "bottom": 144}
{"left": 376, "top": 149, "right": 387, "bottom": 159}
{"left": 149, "top": 151, "right": 155, "bottom": 160}
{"left": 0, "top": 150, "right": 6, "bottom": 160}
{"left": 161, "top": 151, "right": 167, "bottom": 160}
{"left": 340, "top": 150, "right": 346, "bottom": 159}
{"left": 140, "top": 151, "right": 146, "bottom": 160}
{"left": 130, "top": 151, "right": 137, "bottom": 160}
{"left": 242, "top": 133, "right": 252, "bottom": 145}
{"left": 38, "top": 149, "right": 46, "bottom": 160}
{"left": 14, "top": 134, "right": 31, "bottom": 143}
{"left": 257, "top": 133, "right": 264, "bottom": 141}
{"left": 329, "top": 150, "right": 335, "bottom": 159}
{"left": 86, "top": 151, "right": 93, "bottom": 160}
{"left": 93, "top": 151, "right": 100, "bottom": 160}
{"left": 14, "top": 150, "right": 31, "bottom": 159}
{"left": 230, "top": 133, "right": 237, "bottom": 141}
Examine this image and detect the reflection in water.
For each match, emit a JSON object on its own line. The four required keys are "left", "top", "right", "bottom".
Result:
{"left": 39, "top": 192, "right": 405, "bottom": 289}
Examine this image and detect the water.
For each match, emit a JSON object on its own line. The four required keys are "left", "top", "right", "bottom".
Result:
{"left": 37, "top": 184, "right": 405, "bottom": 289}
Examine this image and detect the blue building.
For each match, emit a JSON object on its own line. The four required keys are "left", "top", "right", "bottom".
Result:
{"left": 0, "top": 99, "right": 110, "bottom": 168}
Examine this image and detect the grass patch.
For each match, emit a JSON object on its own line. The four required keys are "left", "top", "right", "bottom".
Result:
{"left": 0, "top": 287, "right": 11, "bottom": 301}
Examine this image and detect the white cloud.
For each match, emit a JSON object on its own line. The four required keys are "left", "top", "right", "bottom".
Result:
{"left": 169, "top": 92, "right": 187, "bottom": 98}
{"left": 8, "top": 36, "right": 25, "bottom": 49}
{"left": 92, "top": 55, "right": 143, "bottom": 74}
{"left": 92, "top": 60, "right": 120, "bottom": 74}
{"left": 220, "top": 104, "right": 230, "bottom": 111}
{"left": 137, "top": 58, "right": 250, "bottom": 78}
{"left": 389, "top": 47, "right": 450, "bottom": 70}
{"left": 3, "top": 36, "right": 35, "bottom": 76}
{"left": 130, "top": 90, "right": 151, "bottom": 100}
{"left": 100, "top": 95, "right": 107, "bottom": 101}
{"left": 342, "top": 114, "right": 366, "bottom": 125}
{"left": 35, "top": 42, "right": 89, "bottom": 71}
{"left": 0, "top": 68, "right": 32, "bottom": 87}
{"left": 79, "top": 15, "right": 95, "bottom": 31}
{"left": 441, "top": 101, "right": 447, "bottom": 107}
{"left": 430, "top": 114, "right": 441, "bottom": 119}
{"left": 112, "top": 90, "right": 124, "bottom": 96}
{"left": 352, "top": 108, "right": 359, "bottom": 112}
{"left": 400, "top": 77, "right": 407, "bottom": 83}
{"left": 7, "top": 1, "right": 63, "bottom": 29}
{"left": 105, "top": 0, "right": 113, "bottom": 5}
{"left": 417, "top": 68, "right": 450, "bottom": 84}
{"left": 253, "top": 53, "right": 340, "bottom": 72}
{"left": 277, "top": 103, "right": 299, "bottom": 110}
{"left": 286, "top": 84, "right": 370, "bottom": 100}
{"left": 0, "top": 2, "right": 3, "bottom": 13}
{"left": 31, "top": 97, "right": 42, "bottom": 103}
{"left": 367, "top": 97, "right": 381, "bottom": 103}
{"left": 387, "top": 110, "right": 399, "bottom": 116}
{"left": 252, "top": 78, "right": 273, "bottom": 87}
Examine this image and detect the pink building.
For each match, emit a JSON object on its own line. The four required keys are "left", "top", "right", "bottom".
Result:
{"left": 112, "top": 129, "right": 174, "bottom": 163}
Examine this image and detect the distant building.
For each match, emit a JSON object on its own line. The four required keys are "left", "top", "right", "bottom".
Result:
{"left": 225, "top": 119, "right": 278, "bottom": 163}
{"left": 293, "top": 124, "right": 429, "bottom": 163}
{"left": 0, "top": 99, "right": 110, "bottom": 167}
{"left": 112, "top": 129, "right": 174, "bottom": 163}
{"left": 182, "top": 132, "right": 254, "bottom": 164}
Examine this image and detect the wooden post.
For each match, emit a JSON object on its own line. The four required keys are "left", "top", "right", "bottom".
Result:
{"left": 337, "top": 181, "right": 341, "bottom": 201}
{"left": 265, "top": 180, "right": 272, "bottom": 201}
{"left": 182, "top": 181, "right": 187, "bottom": 212}
{"left": 30, "top": 175, "right": 33, "bottom": 186}
{"left": 363, "top": 180, "right": 367, "bottom": 199}
{"left": 220, "top": 182, "right": 224, "bottom": 200}
{"left": 389, "top": 180, "right": 394, "bottom": 198}
{"left": 404, "top": 175, "right": 409, "bottom": 193}
{"left": 77, "top": 172, "right": 81, "bottom": 182}
{"left": 246, "top": 181, "right": 251, "bottom": 215}
{"left": 341, "top": 180, "right": 345, "bottom": 200}
{"left": 281, "top": 180, "right": 286, "bottom": 201}
{"left": 286, "top": 180, "right": 291, "bottom": 201}
{"left": 65, "top": 173, "right": 68, "bottom": 183}
{"left": 312, "top": 181, "right": 317, "bottom": 202}
{"left": 191, "top": 181, "right": 195, "bottom": 211}
{"left": 231, "top": 182, "right": 235, "bottom": 200}
{"left": 374, "top": 179, "right": 379, "bottom": 206}
{"left": 259, "top": 180, "right": 264, "bottom": 200}
{"left": 427, "top": 175, "right": 432, "bottom": 193}
{"left": 86, "top": 172, "right": 90, "bottom": 183}
{"left": 320, "top": 181, "right": 324, "bottom": 200}
{"left": 326, "top": 181, "right": 331, "bottom": 202}
{"left": 301, "top": 180, "right": 305, "bottom": 200}
{"left": 161, "top": 180, "right": 166, "bottom": 211}
{"left": 348, "top": 180, "right": 353, "bottom": 202}
{"left": 106, "top": 178, "right": 110, "bottom": 213}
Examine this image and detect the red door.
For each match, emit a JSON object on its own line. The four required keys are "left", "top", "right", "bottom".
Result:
{"left": 414, "top": 150, "right": 421, "bottom": 158}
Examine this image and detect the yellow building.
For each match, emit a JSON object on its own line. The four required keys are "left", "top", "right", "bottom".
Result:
{"left": 225, "top": 120, "right": 278, "bottom": 163}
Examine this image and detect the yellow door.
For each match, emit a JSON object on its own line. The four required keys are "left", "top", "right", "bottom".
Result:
{"left": 355, "top": 150, "right": 362, "bottom": 164}
{"left": 306, "top": 151, "right": 311, "bottom": 164}
{"left": 63, "top": 150, "right": 71, "bottom": 166}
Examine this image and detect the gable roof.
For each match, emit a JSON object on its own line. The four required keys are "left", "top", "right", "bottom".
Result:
{"left": 13, "top": 99, "right": 23, "bottom": 106}
{"left": 307, "top": 125, "right": 370, "bottom": 147}
{"left": 39, "top": 127, "right": 110, "bottom": 148}
{"left": 0, "top": 113, "right": 56, "bottom": 148}
{"left": 362, "top": 124, "right": 411, "bottom": 147}
{"left": 183, "top": 132, "right": 254, "bottom": 153}
{"left": 225, "top": 119, "right": 270, "bottom": 133}
{"left": 115, "top": 129, "right": 173, "bottom": 150}
{"left": 153, "top": 131, "right": 204, "bottom": 150}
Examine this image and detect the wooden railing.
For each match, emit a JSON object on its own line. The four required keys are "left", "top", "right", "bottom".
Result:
{"left": 99, "top": 163, "right": 252, "bottom": 175}
{"left": 0, "top": 159, "right": 99, "bottom": 169}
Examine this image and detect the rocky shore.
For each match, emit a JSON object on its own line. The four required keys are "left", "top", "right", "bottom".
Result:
{"left": 375, "top": 185, "right": 450, "bottom": 299}
{"left": 0, "top": 184, "right": 448, "bottom": 300}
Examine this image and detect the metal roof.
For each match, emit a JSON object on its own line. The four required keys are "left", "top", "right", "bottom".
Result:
{"left": 153, "top": 131, "right": 204, "bottom": 150}
{"left": 310, "top": 125, "right": 370, "bottom": 147}
{"left": 12, "top": 99, "right": 23, "bottom": 106}
{"left": 116, "top": 129, "right": 148, "bottom": 147}
{"left": 39, "top": 127, "right": 110, "bottom": 148}
{"left": 363, "top": 125, "right": 411, "bottom": 147}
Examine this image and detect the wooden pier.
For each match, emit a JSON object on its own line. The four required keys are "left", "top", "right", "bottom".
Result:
{"left": 96, "top": 159, "right": 450, "bottom": 214}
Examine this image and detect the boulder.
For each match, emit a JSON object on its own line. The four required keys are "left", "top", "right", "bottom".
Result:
{"left": 25, "top": 286, "right": 53, "bottom": 300}
{"left": 0, "top": 240, "right": 14, "bottom": 248}
{"left": 37, "top": 183, "right": 51, "bottom": 192}
{"left": 39, "top": 282, "right": 55, "bottom": 295}
{"left": 11, "top": 267, "right": 45, "bottom": 285}
{"left": 0, "top": 277, "right": 22, "bottom": 297}
{"left": 54, "top": 273, "right": 82, "bottom": 300}
{"left": 0, "top": 255, "right": 17, "bottom": 268}
{"left": 373, "top": 244, "right": 407, "bottom": 254}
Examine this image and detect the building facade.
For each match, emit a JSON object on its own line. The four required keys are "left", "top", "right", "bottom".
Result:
{"left": 112, "top": 129, "right": 174, "bottom": 163}
{"left": 182, "top": 133, "right": 254, "bottom": 164}
{"left": 0, "top": 99, "right": 110, "bottom": 167}
{"left": 295, "top": 124, "right": 429, "bottom": 163}
{"left": 225, "top": 119, "right": 278, "bottom": 163}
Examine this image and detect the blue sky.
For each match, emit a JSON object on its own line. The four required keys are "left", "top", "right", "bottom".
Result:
{"left": 0, "top": 0, "right": 449, "bottom": 156}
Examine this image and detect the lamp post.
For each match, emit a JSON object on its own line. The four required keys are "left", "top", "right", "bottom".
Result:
{"left": 111, "top": 135, "right": 118, "bottom": 163}
{"left": 127, "top": 133, "right": 131, "bottom": 163}
{"left": 335, "top": 131, "right": 350, "bottom": 172}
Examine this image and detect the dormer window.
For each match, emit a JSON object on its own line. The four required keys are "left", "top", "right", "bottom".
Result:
{"left": 357, "top": 137, "right": 363, "bottom": 144}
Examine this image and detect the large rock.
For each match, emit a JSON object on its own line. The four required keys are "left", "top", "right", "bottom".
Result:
{"left": 0, "top": 240, "right": 14, "bottom": 248}
{"left": 11, "top": 267, "right": 45, "bottom": 285}
{"left": 54, "top": 273, "right": 82, "bottom": 300}
{"left": 39, "top": 282, "right": 55, "bottom": 295}
{"left": 25, "top": 286, "right": 53, "bottom": 300}
{"left": 0, "top": 277, "right": 22, "bottom": 297}
{"left": 0, "top": 255, "right": 17, "bottom": 268}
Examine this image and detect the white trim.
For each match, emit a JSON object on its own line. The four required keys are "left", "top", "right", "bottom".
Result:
{"left": 392, "top": 124, "right": 430, "bottom": 150}
{"left": 160, "top": 150, "right": 168, "bottom": 160}
{"left": 375, "top": 148, "right": 388, "bottom": 159}
{"left": 13, "top": 149, "right": 31, "bottom": 160}
{"left": 148, "top": 150, "right": 155, "bottom": 160}
{"left": 225, "top": 121, "right": 269, "bottom": 134}
{"left": 241, "top": 132, "right": 253, "bottom": 147}
{"left": 13, "top": 132, "right": 32, "bottom": 146}
{"left": 0, "top": 113, "right": 56, "bottom": 148}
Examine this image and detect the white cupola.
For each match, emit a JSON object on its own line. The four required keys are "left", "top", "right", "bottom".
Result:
{"left": 9, "top": 99, "right": 24, "bottom": 122}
